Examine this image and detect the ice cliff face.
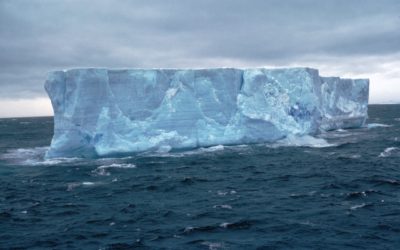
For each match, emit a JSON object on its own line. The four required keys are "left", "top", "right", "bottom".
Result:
{"left": 45, "top": 68, "right": 369, "bottom": 158}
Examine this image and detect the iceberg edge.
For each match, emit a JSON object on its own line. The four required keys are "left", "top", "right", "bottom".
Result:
{"left": 45, "top": 67, "right": 369, "bottom": 158}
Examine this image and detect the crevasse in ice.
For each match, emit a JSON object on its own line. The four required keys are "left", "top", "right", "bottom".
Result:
{"left": 45, "top": 68, "right": 369, "bottom": 158}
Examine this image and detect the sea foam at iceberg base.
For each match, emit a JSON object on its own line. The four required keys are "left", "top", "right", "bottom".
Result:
{"left": 45, "top": 67, "right": 369, "bottom": 158}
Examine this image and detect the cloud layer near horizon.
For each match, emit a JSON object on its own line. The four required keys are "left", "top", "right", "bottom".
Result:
{"left": 0, "top": 0, "right": 400, "bottom": 116}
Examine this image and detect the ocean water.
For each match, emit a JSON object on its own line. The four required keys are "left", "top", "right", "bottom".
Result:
{"left": 0, "top": 105, "right": 399, "bottom": 250}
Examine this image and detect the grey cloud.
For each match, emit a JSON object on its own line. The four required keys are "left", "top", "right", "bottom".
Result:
{"left": 0, "top": 0, "right": 399, "bottom": 98}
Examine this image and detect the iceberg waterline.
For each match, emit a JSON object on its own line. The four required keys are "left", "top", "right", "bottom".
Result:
{"left": 45, "top": 67, "right": 369, "bottom": 158}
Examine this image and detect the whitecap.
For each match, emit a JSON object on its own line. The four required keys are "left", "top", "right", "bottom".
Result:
{"left": 201, "top": 241, "right": 224, "bottom": 250}
{"left": 82, "top": 181, "right": 95, "bottom": 186}
{"left": 219, "top": 222, "right": 230, "bottom": 228}
{"left": 379, "top": 147, "right": 400, "bottom": 157}
{"left": 67, "top": 182, "right": 81, "bottom": 191}
{"left": 183, "top": 226, "right": 195, "bottom": 233}
{"left": 216, "top": 190, "right": 237, "bottom": 196}
{"left": 143, "top": 144, "right": 226, "bottom": 158}
{"left": 66, "top": 181, "right": 104, "bottom": 191}
{"left": 200, "top": 145, "right": 225, "bottom": 152}
{"left": 156, "top": 145, "right": 172, "bottom": 153}
{"left": 349, "top": 154, "right": 361, "bottom": 159}
{"left": 92, "top": 163, "right": 136, "bottom": 176}
{"left": 93, "top": 168, "right": 110, "bottom": 176}
{"left": 27, "top": 157, "right": 80, "bottom": 166}
{"left": 98, "top": 163, "right": 136, "bottom": 169}
{"left": 350, "top": 203, "right": 367, "bottom": 210}
{"left": 271, "top": 134, "right": 335, "bottom": 148}
{"left": 0, "top": 147, "right": 82, "bottom": 166}
{"left": 217, "top": 190, "right": 228, "bottom": 196}
{"left": 318, "top": 130, "right": 355, "bottom": 140}
{"left": 213, "top": 204, "right": 232, "bottom": 210}
{"left": 0, "top": 147, "right": 48, "bottom": 161}
{"left": 367, "top": 123, "right": 392, "bottom": 129}
{"left": 177, "top": 144, "right": 225, "bottom": 155}
{"left": 338, "top": 154, "right": 362, "bottom": 159}
{"left": 94, "top": 156, "right": 134, "bottom": 164}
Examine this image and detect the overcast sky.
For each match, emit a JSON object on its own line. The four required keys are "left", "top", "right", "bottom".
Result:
{"left": 0, "top": 0, "right": 399, "bottom": 117}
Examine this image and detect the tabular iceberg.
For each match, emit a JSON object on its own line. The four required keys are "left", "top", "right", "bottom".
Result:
{"left": 45, "top": 68, "right": 369, "bottom": 158}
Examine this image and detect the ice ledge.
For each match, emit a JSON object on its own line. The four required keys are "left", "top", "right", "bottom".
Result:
{"left": 45, "top": 67, "right": 369, "bottom": 158}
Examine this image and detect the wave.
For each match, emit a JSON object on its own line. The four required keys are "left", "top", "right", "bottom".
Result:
{"left": 144, "top": 135, "right": 335, "bottom": 158}
{"left": 367, "top": 123, "right": 392, "bottom": 129}
{"left": 213, "top": 204, "right": 233, "bottom": 210}
{"left": 0, "top": 147, "right": 137, "bottom": 167}
{"left": 1, "top": 136, "right": 333, "bottom": 166}
{"left": 182, "top": 219, "right": 253, "bottom": 235}
{"left": 97, "top": 163, "right": 136, "bottom": 169}
{"left": 0, "top": 147, "right": 48, "bottom": 160}
{"left": 140, "top": 144, "right": 227, "bottom": 158}
{"left": 270, "top": 135, "right": 336, "bottom": 148}
{"left": 67, "top": 181, "right": 106, "bottom": 191}
{"left": 350, "top": 203, "right": 373, "bottom": 211}
{"left": 200, "top": 241, "right": 224, "bottom": 250}
{"left": 0, "top": 147, "right": 80, "bottom": 166}
{"left": 379, "top": 147, "right": 400, "bottom": 158}
{"left": 92, "top": 163, "right": 136, "bottom": 176}
{"left": 200, "top": 145, "right": 225, "bottom": 152}
{"left": 345, "top": 190, "right": 380, "bottom": 199}
{"left": 2, "top": 129, "right": 368, "bottom": 165}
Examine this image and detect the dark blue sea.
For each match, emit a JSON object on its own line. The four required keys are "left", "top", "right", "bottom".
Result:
{"left": 0, "top": 105, "right": 399, "bottom": 250}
